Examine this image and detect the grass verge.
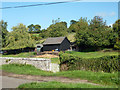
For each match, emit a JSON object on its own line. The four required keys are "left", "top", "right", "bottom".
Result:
{"left": 2, "top": 64, "right": 118, "bottom": 87}
{"left": 18, "top": 81, "right": 114, "bottom": 88}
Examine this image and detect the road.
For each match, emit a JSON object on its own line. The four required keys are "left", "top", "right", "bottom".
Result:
{"left": 0, "top": 76, "right": 37, "bottom": 89}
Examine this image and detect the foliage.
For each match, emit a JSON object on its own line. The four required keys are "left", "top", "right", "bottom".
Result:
{"left": 75, "top": 16, "right": 117, "bottom": 49}
{"left": 28, "top": 24, "right": 41, "bottom": 33}
{"left": 113, "top": 19, "right": 120, "bottom": 33}
{"left": 113, "top": 19, "right": 120, "bottom": 50}
{"left": 68, "top": 18, "right": 88, "bottom": 33}
{"left": 5, "top": 23, "right": 35, "bottom": 49}
{"left": 2, "top": 64, "right": 118, "bottom": 86}
{"left": 39, "top": 29, "right": 49, "bottom": 38}
{"left": 0, "top": 20, "right": 8, "bottom": 47}
{"left": 59, "top": 52, "right": 119, "bottom": 73}
{"left": 31, "top": 34, "right": 42, "bottom": 41}
{"left": 47, "top": 22, "right": 67, "bottom": 37}
{"left": 114, "top": 38, "right": 120, "bottom": 50}
{"left": 89, "top": 16, "right": 107, "bottom": 31}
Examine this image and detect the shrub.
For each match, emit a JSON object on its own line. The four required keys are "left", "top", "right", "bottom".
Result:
{"left": 59, "top": 52, "right": 119, "bottom": 73}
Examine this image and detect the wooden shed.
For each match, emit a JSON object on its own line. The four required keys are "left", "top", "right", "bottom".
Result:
{"left": 43, "top": 37, "right": 71, "bottom": 51}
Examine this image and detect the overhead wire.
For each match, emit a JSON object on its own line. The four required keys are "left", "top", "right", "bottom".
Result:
{"left": 0, "top": 0, "right": 81, "bottom": 9}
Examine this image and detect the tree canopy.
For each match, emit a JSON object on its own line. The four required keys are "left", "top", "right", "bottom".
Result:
{"left": 5, "top": 23, "right": 35, "bottom": 49}
{"left": 1, "top": 16, "right": 119, "bottom": 51}
{"left": 47, "top": 21, "right": 67, "bottom": 37}
{"left": 28, "top": 24, "right": 41, "bottom": 33}
{"left": 113, "top": 19, "right": 120, "bottom": 50}
{"left": 75, "top": 16, "right": 117, "bottom": 50}
{"left": 0, "top": 20, "right": 8, "bottom": 48}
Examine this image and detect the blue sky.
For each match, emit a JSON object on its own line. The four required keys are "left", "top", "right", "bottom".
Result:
{"left": 1, "top": 1, "right": 118, "bottom": 31}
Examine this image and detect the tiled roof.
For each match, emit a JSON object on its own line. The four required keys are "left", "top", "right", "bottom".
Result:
{"left": 43, "top": 37, "right": 66, "bottom": 45}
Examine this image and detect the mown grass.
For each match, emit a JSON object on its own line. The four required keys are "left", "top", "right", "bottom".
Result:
{"left": 51, "top": 57, "right": 60, "bottom": 64}
{"left": 18, "top": 81, "right": 114, "bottom": 88}
{"left": 65, "top": 51, "right": 118, "bottom": 59}
{"left": 2, "top": 64, "right": 118, "bottom": 87}
{"left": 2, "top": 51, "right": 118, "bottom": 59}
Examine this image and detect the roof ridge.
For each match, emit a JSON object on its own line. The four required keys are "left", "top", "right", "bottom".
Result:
{"left": 43, "top": 36, "right": 67, "bottom": 45}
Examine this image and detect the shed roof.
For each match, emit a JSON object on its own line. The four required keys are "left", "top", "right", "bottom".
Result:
{"left": 43, "top": 37, "right": 67, "bottom": 45}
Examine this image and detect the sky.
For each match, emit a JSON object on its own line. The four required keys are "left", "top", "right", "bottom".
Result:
{"left": 0, "top": 0, "right": 119, "bottom": 31}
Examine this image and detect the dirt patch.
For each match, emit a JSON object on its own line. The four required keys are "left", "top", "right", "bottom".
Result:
{"left": 1, "top": 71, "right": 101, "bottom": 86}
{"left": 35, "top": 54, "right": 59, "bottom": 58}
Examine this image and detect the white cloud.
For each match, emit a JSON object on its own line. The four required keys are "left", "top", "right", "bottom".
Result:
{"left": 95, "top": 12, "right": 116, "bottom": 17}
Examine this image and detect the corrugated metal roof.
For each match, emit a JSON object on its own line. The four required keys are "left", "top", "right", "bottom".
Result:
{"left": 43, "top": 37, "right": 66, "bottom": 45}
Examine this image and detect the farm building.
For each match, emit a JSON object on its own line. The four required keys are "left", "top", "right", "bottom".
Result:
{"left": 42, "top": 37, "right": 71, "bottom": 51}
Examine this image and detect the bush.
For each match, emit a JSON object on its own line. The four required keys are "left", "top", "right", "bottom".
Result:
{"left": 59, "top": 52, "right": 119, "bottom": 73}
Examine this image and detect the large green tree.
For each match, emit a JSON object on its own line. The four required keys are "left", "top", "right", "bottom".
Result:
{"left": 68, "top": 20, "right": 78, "bottom": 33}
{"left": 75, "top": 16, "right": 117, "bottom": 50}
{"left": 113, "top": 19, "right": 120, "bottom": 33}
{"left": 0, "top": 20, "right": 8, "bottom": 48}
{"left": 6, "top": 23, "right": 35, "bottom": 49}
{"left": 47, "top": 21, "right": 67, "bottom": 37}
{"left": 113, "top": 19, "right": 120, "bottom": 50}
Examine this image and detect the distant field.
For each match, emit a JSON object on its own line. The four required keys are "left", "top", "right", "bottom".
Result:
{"left": 65, "top": 51, "right": 118, "bottom": 58}
{"left": 67, "top": 33, "right": 76, "bottom": 42}
{"left": 2, "top": 52, "right": 36, "bottom": 58}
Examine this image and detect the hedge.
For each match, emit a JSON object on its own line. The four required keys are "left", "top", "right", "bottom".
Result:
{"left": 59, "top": 52, "right": 119, "bottom": 73}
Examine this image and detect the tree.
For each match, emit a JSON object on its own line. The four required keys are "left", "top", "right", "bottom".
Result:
{"left": 6, "top": 23, "right": 35, "bottom": 49}
{"left": 68, "top": 18, "right": 88, "bottom": 33}
{"left": 70, "top": 20, "right": 77, "bottom": 25}
{"left": 75, "top": 17, "right": 89, "bottom": 48}
{"left": 39, "top": 29, "right": 49, "bottom": 38}
{"left": 28, "top": 24, "right": 41, "bottom": 33}
{"left": 47, "top": 21, "right": 67, "bottom": 37}
{"left": 68, "top": 20, "right": 78, "bottom": 33}
{"left": 113, "top": 19, "right": 120, "bottom": 33}
{"left": 113, "top": 19, "right": 120, "bottom": 49}
{"left": 89, "top": 16, "right": 106, "bottom": 31}
{"left": 0, "top": 20, "right": 8, "bottom": 47}
{"left": 75, "top": 17, "right": 117, "bottom": 50}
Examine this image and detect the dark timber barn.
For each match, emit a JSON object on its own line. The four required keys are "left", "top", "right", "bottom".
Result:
{"left": 43, "top": 37, "right": 71, "bottom": 51}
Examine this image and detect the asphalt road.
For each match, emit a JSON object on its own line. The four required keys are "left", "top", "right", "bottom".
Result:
{"left": 0, "top": 76, "right": 37, "bottom": 89}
